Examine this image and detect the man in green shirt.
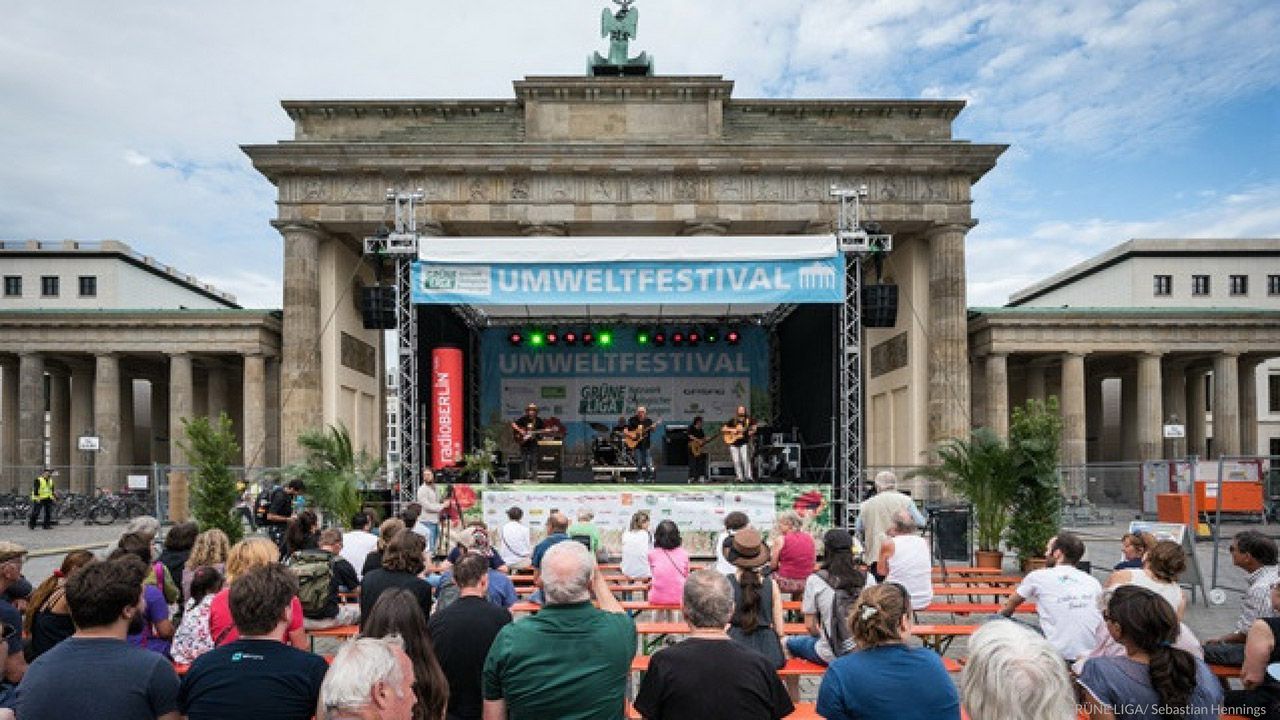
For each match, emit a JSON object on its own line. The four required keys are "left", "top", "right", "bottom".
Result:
{"left": 482, "top": 541, "right": 634, "bottom": 720}
{"left": 567, "top": 509, "right": 604, "bottom": 556}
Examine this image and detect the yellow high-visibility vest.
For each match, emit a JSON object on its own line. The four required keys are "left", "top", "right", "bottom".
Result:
{"left": 32, "top": 474, "right": 55, "bottom": 501}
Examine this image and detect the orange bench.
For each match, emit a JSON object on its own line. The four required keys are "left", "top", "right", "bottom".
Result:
{"left": 510, "top": 599, "right": 803, "bottom": 615}
{"left": 630, "top": 652, "right": 962, "bottom": 675}
{"left": 923, "top": 602, "right": 1036, "bottom": 615}
{"left": 627, "top": 701, "right": 819, "bottom": 719}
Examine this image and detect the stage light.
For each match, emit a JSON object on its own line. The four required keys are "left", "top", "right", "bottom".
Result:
{"left": 597, "top": 330, "right": 614, "bottom": 347}
{"left": 705, "top": 328, "right": 719, "bottom": 344}
{"left": 529, "top": 331, "right": 545, "bottom": 347}
{"left": 582, "top": 331, "right": 595, "bottom": 346}
{"left": 508, "top": 332, "right": 524, "bottom": 346}
{"left": 637, "top": 329, "right": 651, "bottom": 345}
{"left": 564, "top": 331, "right": 578, "bottom": 345}
{"left": 546, "top": 332, "right": 559, "bottom": 345}
{"left": 672, "top": 332, "right": 685, "bottom": 346}
{"left": 688, "top": 331, "right": 700, "bottom": 346}
{"left": 726, "top": 330, "right": 741, "bottom": 345}
{"left": 653, "top": 331, "right": 666, "bottom": 346}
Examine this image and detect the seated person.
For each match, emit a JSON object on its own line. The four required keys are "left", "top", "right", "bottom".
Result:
{"left": 1222, "top": 579, "right": 1280, "bottom": 717}
{"left": 1204, "top": 530, "right": 1279, "bottom": 667}
{"left": 296, "top": 528, "right": 361, "bottom": 629}
{"left": 1114, "top": 531, "right": 1156, "bottom": 571}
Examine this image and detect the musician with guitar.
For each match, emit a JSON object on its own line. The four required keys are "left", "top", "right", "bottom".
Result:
{"left": 624, "top": 406, "right": 657, "bottom": 482}
{"left": 722, "top": 405, "right": 757, "bottom": 482}
{"left": 686, "top": 416, "right": 712, "bottom": 483}
{"left": 510, "top": 403, "right": 546, "bottom": 480}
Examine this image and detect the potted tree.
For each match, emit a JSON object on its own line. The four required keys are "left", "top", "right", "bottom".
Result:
{"left": 933, "top": 427, "right": 1018, "bottom": 569}
{"left": 180, "top": 413, "right": 244, "bottom": 544}
{"left": 286, "top": 424, "right": 381, "bottom": 528}
{"left": 1006, "top": 398, "right": 1064, "bottom": 572}
{"left": 462, "top": 437, "right": 499, "bottom": 485}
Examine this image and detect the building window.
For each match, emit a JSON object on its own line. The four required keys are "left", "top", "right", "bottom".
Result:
{"left": 2, "top": 276, "right": 19, "bottom": 297}
{"left": 78, "top": 276, "right": 97, "bottom": 297}
{"left": 1271, "top": 374, "right": 1280, "bottom": 413}
{"left": 1268, "top": 275, "right": 1280, "bottom": 296}
{"left": 1230, "top": 275, "right": 1248, "bottom": 296}
{"left": 1192, "top": 275, "right": 1210, "bottom": 296}
{"left": 1153, "top": 275, "right": 1172, "bottom": 296}
{"left": 40, "top": 276, "right": 59, "bottom": 297}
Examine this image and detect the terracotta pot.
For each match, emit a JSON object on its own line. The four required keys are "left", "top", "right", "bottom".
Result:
{"left": 974, "top": 549, "right": 1004, "bottom": 570}
{"left": 1021, "top": 556, "right": 1047, "bottom": 572}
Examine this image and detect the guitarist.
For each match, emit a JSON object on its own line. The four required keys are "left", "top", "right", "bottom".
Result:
{"left": 723, "top": 405, "right": 757, "bottom": 482}
{"left": 510, "top": 403, "right": 545, "bottom": 480}
{"left": 625, "top": 406, "right": 656, "bottom": 482}
{"left": 686, "top": 416, "right": 709, "bottom": 483}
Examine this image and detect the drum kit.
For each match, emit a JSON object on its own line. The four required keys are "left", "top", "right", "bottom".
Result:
{"left": 588, "top": 421, "right": 632, "bottom": 467}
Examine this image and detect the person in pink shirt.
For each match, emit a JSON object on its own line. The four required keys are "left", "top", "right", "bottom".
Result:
{"left": 207, "top": 537, "right": 307, "bottom": 650}
{"left": 770, "top": 510, "right": 816, "bottom": 599}
{"left": 647, "top": 520, "right": 689, "bottom": 606}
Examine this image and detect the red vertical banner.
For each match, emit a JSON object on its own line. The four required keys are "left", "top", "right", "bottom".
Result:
{"left": 431, "top": 347, "right": 464, "bottom": 469}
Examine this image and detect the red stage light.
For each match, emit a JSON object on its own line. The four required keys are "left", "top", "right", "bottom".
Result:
{"left": 546, "top": 332, "right": 559, "bottom": 345}
{"left": 688, "top": 332, "right": 700, "bottom": 345}
{"left": 653, "top": 332, "right": 666, "bottom": 346}
{"left": 582, "top": 332, "right": 595, "bottom": 346}
{"left": 508, "top": 332, "right": 523, "bottom": 346}
{"left": 726, "top": 330, "right": 741, "bottom": 345}
{"left": 672, "top": 332, "right": 685, "bottom": 345}
{"left": 564, "top": 332, "right": 578, "bottom": 345}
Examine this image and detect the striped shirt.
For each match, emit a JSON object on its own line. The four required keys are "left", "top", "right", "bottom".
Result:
{"left": 1238, "top": 564, "right": 1279, "bottom": 635}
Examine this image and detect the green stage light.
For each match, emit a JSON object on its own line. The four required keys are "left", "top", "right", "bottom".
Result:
{"left": 598, "top": 330, "right": 613, "bottom": 347}
{"left": 637, "top": 330, "right": 650, "bottom": 345}
{"left": 529, "top": 331, "right": 545, "bottom": 347}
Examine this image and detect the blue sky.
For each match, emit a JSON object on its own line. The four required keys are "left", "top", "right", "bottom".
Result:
{"left": 1, "top": 0, "right": 1277, "bottom": 307}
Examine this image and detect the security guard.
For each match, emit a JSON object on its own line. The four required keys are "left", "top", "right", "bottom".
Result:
{"left": 28, "top": 468, "right": 57, "bottom": 530}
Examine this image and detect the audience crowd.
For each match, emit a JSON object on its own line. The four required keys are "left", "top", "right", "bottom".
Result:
{"left": 0, "top": 470, "right": 1275, "bottom": 720}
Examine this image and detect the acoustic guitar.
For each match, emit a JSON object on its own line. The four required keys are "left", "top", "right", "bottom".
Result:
{"left": 512, "top": 426, "right": 555, "bottom": 444}
{"left": 622, "top": 420, "right": 661, "bottom": 450}
{"left": 721, "top": 421, "right": 756, "bottom": 445}
{"left": 688, "top": 434, "right": 721, "bottom": 458}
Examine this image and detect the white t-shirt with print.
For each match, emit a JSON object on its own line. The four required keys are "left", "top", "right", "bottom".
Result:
{"left": 1016, "top": 564, "right": 1104, "bottom": 660}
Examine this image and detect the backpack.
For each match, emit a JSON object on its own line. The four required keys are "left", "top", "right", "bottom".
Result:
{"left": 286, "top": 549, "right": 334, "bottom": 619}
{"left": 254, "top": 485, "right": 282, "bottom": 524}
{"left": 817, "top": 570, "right": 859, "bottom": 657}
{"left": 435, "top": 574, "right": 460, "bottom": 613}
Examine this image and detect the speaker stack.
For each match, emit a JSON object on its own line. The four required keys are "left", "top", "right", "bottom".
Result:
{"left": 360, "top": 286, "right": 397, "bottom": 329}
{"left": 861, "top": 284, "right": 899, "bottom": 328}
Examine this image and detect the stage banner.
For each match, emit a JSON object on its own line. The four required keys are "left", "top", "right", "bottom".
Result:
{"left": 431, "top": 347, "right": 464, "bottom": 469}
{"left": 471, "top": 483, "right": 831, "bottom": 556}
{"left": 478, "top": 327, "right": 769, "bottom": 455}
{"left": 411, "top": 256, "right": 843, "bottom": 305}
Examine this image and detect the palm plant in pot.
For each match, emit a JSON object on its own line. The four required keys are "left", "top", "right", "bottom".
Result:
{"left": 1005, "top": 398, "right": 1064, "bottom": 571}
{"left": 932, "top": 427, "right": 1018, "bottom": 569}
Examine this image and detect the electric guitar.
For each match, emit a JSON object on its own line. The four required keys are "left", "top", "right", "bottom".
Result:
{"left": 622, "top": 420, "right": 662, "bottom": 450}
{"left": 688, "top": 434, "right": 721, "bottom": 458}
{"left": 512, "top": 426, "right": 555, "bottom": 444}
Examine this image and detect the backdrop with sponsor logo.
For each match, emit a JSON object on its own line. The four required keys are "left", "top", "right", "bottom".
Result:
{"left": 478, "top": 327, "right": 769, "bottom": 461}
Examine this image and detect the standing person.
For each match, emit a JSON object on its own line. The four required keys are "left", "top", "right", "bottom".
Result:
{"left": 714, "top": 512, "right": 750, "bottom": 575}
{"left": 208, "top": 537, "right": 308, "bottom": 650}
{"left": 27, "top": 468, "right": 56, "bottom": 531}
{"left": 496, "top": 507, "right": 532, "bottom": 571}
{"left": 626, "top": 406, "right": 657, "bottom": 482}
{"left": 428, "top": 555, "right": 513, "bottom": 720}
{"left": 648, "top": 520, "right": 690, "bottom": 606}
{"left": 769, "top": 510, "right": 815, "bottom": 599}
{"left": 482, "top": 541, "right": 635, "bottom": 720}
{"left": 723, "top": 529, "right": 786, "bottom": 669}
{"left": 816, "top": 583, "right": 960, "bottom": 720}
{"left": 510, "top": 404, "right": 545, "bottom": 481}
{"left": 360, "top": 531, "right": 433, "bottom": 624}
{"left": 567, "top": 509, "right": 604, "bottom": 556}
{"left": 14, "top": 556, "right": 181, "bottom": 720}
{"left": 620, "top": 511, "right": 653, "bottom": 580}
{"left": 1079, "top": 586, "right": 1223, "bottom": 719}
{"left": 633, "top": 570, "right": 794, "bottom": 720}
{"left": 855, "top": 471, "right": 927, "bottom": 573}
{"left": 179, "top": 564, "right": 330, "bottom": 720}
{"left": 961, "top": 620, "right": 1077, "bottom": 720}
{"left": 875, "top": 510, "right": 934, "bottom": 611}
{"left": 786, "top": 530, "right": 865, "bottom": 665}
{"left": 686, "top": 416, "right": 710, "bottom": 483}
{"left": 183, "top": 528, "right": 230, "bottom": 601}
{"left": 264, "top": 479, "right": 307, "bottom": 550}
{"left": 342, "top": 512, "right": 380, "bottom": 581}
{"left": 1204, "top": 529, "right": 1279, "bottom": 666}
{"left": 319, "top": 636, "right": 418, "bottom": 720}
{"left": 23, "top": 549, "right": 95, "bottom": 661}
{"left": 722, "top": 406, "right": 756, "bottom": 482}
{"left": 361, "top": 588, "right": 450, "bottom": 720}
{"left": 170, "top": 566, "right": 224, "bottom": 665}
{"left": 1000, "top": 533, "right": 1104, "bottom": 663}
{"left": 0, "top": 544, "right": 28, "bottom": 698}
{"left": 414, "top": 469, "right": 444, "bottom": 557}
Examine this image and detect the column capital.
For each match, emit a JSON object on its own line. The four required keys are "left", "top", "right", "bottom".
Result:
{"left": 927, "top": 221, "right": 977, "bottom": 238}
{"left": 1137, "top": 350, "right": 1165, "bottom": 359}
{"left": 270, "top": 219, "right": 328, "bottom": 238}
{"left": 682, "top": 219, "right": 730, "bottom": 236}
{"left": 803, "top": 219, "right": 835, "bottom": 235}
{"left": 1217, "top": 351, "right": 1241, "bottom": 360}
{"left": 417, "top": 220, "right": 446, "bottom": 237}
{"left": 519, "top": 222, "right": 567, "bottom": 237}
{"left": 1061, "top": 350, "right": 1089, "bottom": 360}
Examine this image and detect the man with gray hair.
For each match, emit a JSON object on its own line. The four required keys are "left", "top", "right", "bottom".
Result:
{"left": 634, "top": 570, "right": 794, "bottom": 720}
{"left": 320, "top": 636, "right": 416, "bottom": 720}
{"left": 961, "top": 621, "right": 1076, "bottom": 720}
{"left": 873, "top": 509, "right": 934, "bottom": 610}
{"left": 854, "top": 470, "right": 927, "bottom": 572}
{"left": 482, "top": 541, "right": 634, "bottom": 719}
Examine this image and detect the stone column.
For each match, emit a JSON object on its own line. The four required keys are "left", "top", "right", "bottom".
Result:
{"left": 1061, "top": 353, "right": 1088, "bottom": 498}
{"left": 1, "top": 362, "right": 20, "bottom": 488}
{"left": 266, "top": 358, "right": 281, "bottom": 467}
{"left": 1239, "top": 359, "right": 1259, "bottom": 456}
{"left": 150, "top": 380, "right": 169, "bottom": 465}
{"left": 1025, "top": 363, "right": 1047, "bottom": 402}
{"left": 242, "top": 354, "right": 267, "bottom": 476}
{"left": 69, "top": 365, "right": 93, "bottom": 494}
{"left": 985, "top": 353, "right": 1009, "bottom": 438}
{"left": 1212, "top": 353, "right": 1240, "bottom": 457}
{"left": 93, "top": 354, "right": 121, "bottom": 490}
{"left": 927, "top": 224, "right": 971, "bottom": 443}
{"left": 1121, "top": 371, "right": 1138, "bottom": 461}
{"left": 276, "top": 221, "right": 326, "bottom": 465}
{"left": 1136, "top": 352, "right": 1164, "bottom": 462}
{"left": 1186, "top": 369, "right": 1208, "bottom": 457}
{"left": 1086, "top": 374, "right": 1104, "bottom": 462}
{"left": 1162, "top": 364, "right": 1187, "bottom": 458}
{"left": 48, "top": 371, "right": 71, "bottom": 476}
{"left": 168, "top": 353, "right": 194, "bottom": 522}
{"left": 118, "top": 376, "right": 135, "bottom": 469}
{"left": 206, "top": 364, "right": 228, "bottom": 421}
{"left": 18, "top": 353, "right": 47, "bottom": 472}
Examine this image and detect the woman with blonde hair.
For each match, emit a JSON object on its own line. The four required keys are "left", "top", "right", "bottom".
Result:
{"left": 207, "top": 537, "right": 307, "bottom": 649}
{"left": 816, "top": 583, "right": 960, "bottom": 719}
{"left": 183, "top": 528, "right": 230, "bottom": 600}
{"left": 362, "top": 517, "right": 406, "bottom": 576}
{"left": 620, "top": 510, "right": 653, "bottom": 580}
{"left": 769, "top": 510, "right": 815, "bottom": 599}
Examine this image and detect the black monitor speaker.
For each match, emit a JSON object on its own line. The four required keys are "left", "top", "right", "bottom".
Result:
{"left": 360, "top": 286, "right": 397, "bottom": 329}
{"left": 862, "top": 284, "right": 899, "bottom": 328}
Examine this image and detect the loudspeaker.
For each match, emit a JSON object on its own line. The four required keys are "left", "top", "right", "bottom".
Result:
{"left": 929, "top": 504, "right": 972, "bottom": 563}
{"left": 360, "top": 286, "right": 397, "bottom": 329}
{"left": 664, "top": 427, "right": 690, "bottom": 467}
{"left": 861, "top": 284, "right": 898, "bottom": 328}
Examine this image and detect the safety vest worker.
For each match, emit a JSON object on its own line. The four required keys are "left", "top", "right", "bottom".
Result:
{"left": 31, "top": 473, "right": 55, "bottom": 502}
